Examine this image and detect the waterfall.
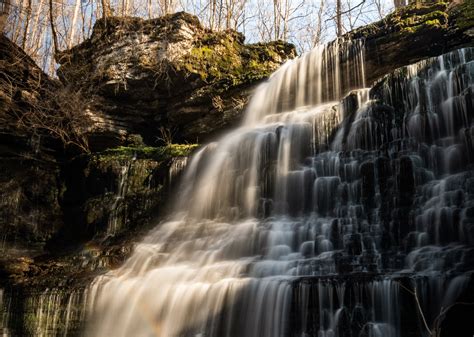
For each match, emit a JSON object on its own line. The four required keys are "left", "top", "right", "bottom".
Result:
{"left": 0, "top": 288, "right": 88, "bottom": 337}
{"left": 86, "top": 43, "right": 474, "bottom": 337}
{"left": 107, "top": 162, "right": 132, "bottom": 235}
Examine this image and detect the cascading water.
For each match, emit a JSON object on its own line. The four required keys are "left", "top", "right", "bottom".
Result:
{"left": 107, "top": 162, "right": 131, "bottom": 235}
{"left": 86, "top": 41, "right": 474, "bottom": 337}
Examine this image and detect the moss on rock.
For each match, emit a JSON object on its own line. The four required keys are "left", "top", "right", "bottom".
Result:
{"left": 99, "top": 144, "right": 198, "bottom": 162}
{"left": 178, "top": 29, "right": 295, "bottom": 88}
{"left": 350, "top": 2, "right": 450, "bottom": 39}
{"left": 454, "top": 0, "right": 474, "bottom": 31}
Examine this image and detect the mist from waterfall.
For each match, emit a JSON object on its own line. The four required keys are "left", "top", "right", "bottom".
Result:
{"left": 85, "top": 41, "right": 474, "bottom": 337}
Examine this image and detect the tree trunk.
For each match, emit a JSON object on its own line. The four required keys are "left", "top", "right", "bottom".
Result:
{"left": 273, "top": 0, "right": 281, "bottom": 40}
{"left": 49, "top": 0, "right": 59, "bottom": 57}
{"left": 147, "top": 0, "right": 152, "bottom": 18}
{"left": 336, "top": 0, "right": 342, "bottom": 37}
{"left": 21, "top": 0, "right": 32, "bottom": 50}
{"left": 68, "top": 0, "right": 81, "bottom": 48}
{"left": 101, "top": 0, "right": 111, "bottom": 20}
{"left": 29, "top": 0, "right": 45, "bottom": 51}
{"left": 0, "top": 0, "right": 10, "bottom": 33}
{"left": 12, "top": 0, "right": 27, "bottom": 42}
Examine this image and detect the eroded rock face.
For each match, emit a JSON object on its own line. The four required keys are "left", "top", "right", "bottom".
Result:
{"left": 347, "top": 1, "right": 474, "bottom": 85}
{"left": 50, "top": 145, "right": 196, "bottom": 250}
{"left": 57, "top": 12, "right": 296, "bottom": 149}
{"left": 0, "top": 36, "right": 65, "bottom": 250}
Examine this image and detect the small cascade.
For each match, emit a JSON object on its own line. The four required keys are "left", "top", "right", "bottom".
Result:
{"left": 293, "top": 278, "right": 400, "bottom": 337}
{"left": 107, "top": 161, "right": 132, "bottom": 235}
{"left": 0, "top": 289, "right": 11, "bottom": 337}
{"left": 31, "top": 289, "right": 87, "bottom": 337}
{"left": 245, "top": 38, "right": 366, "bottom": 125}
{"left": 84, "top": 43, "right": 474, "bottom": 337}
{"left": 168, "top": 156, "right": 188, "bottom": 186}
{"left": 0, "top": 288, "right": 88, "bottom": 337}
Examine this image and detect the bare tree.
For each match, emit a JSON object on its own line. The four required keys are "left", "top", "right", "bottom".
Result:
{"left": 48, "top": 0, "right": 59, "bottom": 55}
{"left": 146, "top": 0, "right": 153, "bottom": 18}
{"left": 336, "top": 0, "right": 342, "bottom": 36}
{"left": 345, "top": 0, "right": 366, "bottom": 31}
{"left": 159, "top": 0, "right": 176, "bottom": 15}
{"left": 373, "top": 0, "right": 387, "bottom": 19}
{"left": 27, "top": 0, "right": 45, "bottom": 52}
{"left": 67, "top": 0, "right": 81, "bottom": 48}
{"left": 11, "top": 0, "right": 27, "bottom": 43}
{"left": 102, "top": 0, "right": 112, "bottom": 20}
{"left": 223, "top": 0, "right": 247, "bottom": 30}
{"left": 313, "top": 0, "right": 325, "bottom": 46}
{"left": 0, "top": 0, "right": 10, "bottom": 32}
{"left": 394, "top": 0, "right": 406, "bottom": 9}
{"left": 20, "top": 0, "right": 32, "bottom": 49}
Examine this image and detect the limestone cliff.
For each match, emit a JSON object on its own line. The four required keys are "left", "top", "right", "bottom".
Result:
{"left": 57, "top": 12, "right": 296, "bottom": 150}
{"left": 348, "top": 1, "right": 474, "bottom": 84}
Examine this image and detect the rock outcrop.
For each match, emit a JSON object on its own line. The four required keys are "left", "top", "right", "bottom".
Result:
{"left": 57, "top": 12, "right": 296, "bottom": 149}
{"left": 0, "top": 35, "right": 194, "bottom": 252}
{"left": 0, "top": 35, "right": 64, "bottom": 250}
{"left": 50, "top": 144, "right": 197, "bottom": 250}
{"left": 349, "top": 1, "right": 474, "bottom": 84}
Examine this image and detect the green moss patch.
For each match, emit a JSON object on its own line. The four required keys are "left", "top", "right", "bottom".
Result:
{"left": 454, "top": 1, "right": 474, "bottom": 31}
{"left": 350, "top": 1, "right": 449, "bottom": 39}
{"left": 178, "top": 30, "right": 295, "bottom": 88}
{"left": 98, "top": 144, "right": 199, "bottom": 162}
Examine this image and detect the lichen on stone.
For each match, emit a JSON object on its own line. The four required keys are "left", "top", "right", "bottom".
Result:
{"left": 98, "top": 144, "right": 199, "bottom": 162}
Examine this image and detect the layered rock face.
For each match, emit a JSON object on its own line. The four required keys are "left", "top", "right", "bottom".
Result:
{"left": 350, "top": 1, "right": 474, "bottom": 84}
{"left": 57, "top": 12, "right": 296, "bottom": 149}
{"left": 0, "top": 35, "right": 63, "bottom": 250}
{"left": 52, "top": 144, "right": 196, "bottom": 249}
{"left": 1, "top": 12, "right": 290, "bottom": 250}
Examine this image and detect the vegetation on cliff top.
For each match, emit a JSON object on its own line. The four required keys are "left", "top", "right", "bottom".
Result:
{"left": 454, "top": 0, "right": 474, "bottom": 30}
{"left": 349, "top": 2, "right": 453, "bottom": 39}
{"left": 98, "top": 144, "right": 199, "bottom": 162}
{"left": 178, "top": 30, "right": 296, "bottom": 87}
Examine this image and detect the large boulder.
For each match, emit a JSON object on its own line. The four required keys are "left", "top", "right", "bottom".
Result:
{"left": 57, "top": 12, "right": 297, "bottom": 149}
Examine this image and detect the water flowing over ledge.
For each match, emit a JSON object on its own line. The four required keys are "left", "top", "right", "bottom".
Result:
{"left": 86, "top": 43, "right": 474, "bottom": 337}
